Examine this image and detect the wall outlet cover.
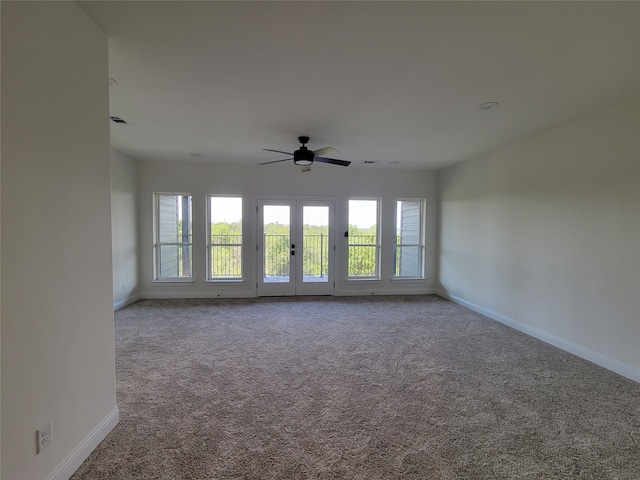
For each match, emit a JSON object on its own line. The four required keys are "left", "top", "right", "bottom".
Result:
{"left": 36, "top": 420, "right": 52, "bottom": 454}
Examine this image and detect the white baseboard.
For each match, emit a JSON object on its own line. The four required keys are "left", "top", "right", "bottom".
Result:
{"left": 47, "top": 406, "right": 120, "bottom": 480}
{"left": 141, "top": 290, "right": 257, "bottom": 299}
{"left": 140, "top": 289, "right": 437, "bottom": 299}
{"left": 114, "top": 293, "right": 140, "bottom": 311}
{"left": 437, "top": 290, "right": 640, "bottom": 384}
{"left": 336, "top": 288, "right": 437, "bottom": 296}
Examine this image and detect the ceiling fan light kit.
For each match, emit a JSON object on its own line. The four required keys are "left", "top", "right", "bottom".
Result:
{"left": 293, "top": 142, "right": 314, "bottom": 166}
{"left": 260, "top": 136, "right": 351, "bottom": 170}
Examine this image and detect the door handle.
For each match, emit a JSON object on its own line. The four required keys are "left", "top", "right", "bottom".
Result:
{"left": 291, "top": 250, "right": 295, "bottom": 256}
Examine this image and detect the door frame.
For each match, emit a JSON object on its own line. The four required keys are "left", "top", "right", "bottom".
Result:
{"left": 254, "top": 195, "right": 339, "bottom": 296}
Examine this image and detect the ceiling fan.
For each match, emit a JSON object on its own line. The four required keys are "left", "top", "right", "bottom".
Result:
{"left": 260, "top": 136, "right": 351, "bottom": 172}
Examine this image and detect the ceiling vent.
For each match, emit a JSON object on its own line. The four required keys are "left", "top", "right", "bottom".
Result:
{"left": 363, "top": 160, "right": 377, "bottom": 164}
{"left": 109, "top": 116, "right": 128, "bottom": 124}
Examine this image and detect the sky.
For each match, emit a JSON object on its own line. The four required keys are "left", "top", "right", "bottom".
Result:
{"left": 263, "top": 205, "right": 328, "bottom": 226}
{"left": 210, "top": 197, "right": 242, "bottom": 223}
{"left": 348, "top": 200, "right": 378, "bottom": 229}
{"left": 209, "top": 197, "right": 378, "bottom": 229}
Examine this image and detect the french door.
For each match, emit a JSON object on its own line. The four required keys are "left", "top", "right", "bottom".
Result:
{"left": 257, "top": 198, "right": 335, "bottom": 296}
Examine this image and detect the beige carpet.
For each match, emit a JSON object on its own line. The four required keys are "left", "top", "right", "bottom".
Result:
{"left": 72, "top": 296, "right": 639, "bottom": 479}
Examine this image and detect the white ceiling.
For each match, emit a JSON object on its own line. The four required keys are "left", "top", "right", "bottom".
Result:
{"left": 80, "top": 1, "right": 640, "bottom": 170}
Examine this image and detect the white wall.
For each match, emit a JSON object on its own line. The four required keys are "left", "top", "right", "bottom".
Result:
{"left": 138, "top": 161, "right": 438, "bottom": 298}
{"left": 1, "top": 3, "right": 118, "bottom": 479}
{"left": 438, "top": 96, "right": 640, "bottom": 381}
{"left": 111, "top": 150, "right": 140, "bottom": 310}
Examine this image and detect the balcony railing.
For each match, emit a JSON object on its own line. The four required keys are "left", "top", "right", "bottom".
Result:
{"left": 209, "top": 233, "right": 379, "bottom": 279}
{"left": 263, "top": 234, "right": 330, "bottom": 278}
{"left": 302, "top": 234, "right": 328, "bottom": 278}
{"left": 210, "top": 235, "right": 242, "bottom": 278}
{"left": 348, "top": 235, "right": 378, "bottom": 277}
{"left": 263, "top": 234, "right": 289, "bottom": 278}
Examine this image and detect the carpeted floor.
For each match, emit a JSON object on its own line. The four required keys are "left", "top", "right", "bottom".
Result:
{"left": 72, "top": 296, "right": 640, "bottom": 479}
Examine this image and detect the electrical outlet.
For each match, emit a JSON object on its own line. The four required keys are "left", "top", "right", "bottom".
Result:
{"left": 36, "top": 420, "right": 52, "bottom": 454}
{"left": 219, "top": 288, "right": 226, "bottom": 293}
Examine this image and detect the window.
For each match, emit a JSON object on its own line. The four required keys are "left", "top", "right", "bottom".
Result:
{"left": 208, "top": 196, "right": 243, "bottom": 280}
{"left": 154, "top": 193, "right": 192, "bottom": 280}
{"left": 394, "top": 199, "right": 425, "bottom": 278}
{"left": 348, "top": 199, "right": 380, "bottom": 278}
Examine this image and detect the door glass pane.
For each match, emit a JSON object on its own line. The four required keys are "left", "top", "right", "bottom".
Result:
{"left": 302, "top": 206, "right": 329, "bottom": 283}
{"left": 263, "top": 205, "right": 290, "bottom": 283}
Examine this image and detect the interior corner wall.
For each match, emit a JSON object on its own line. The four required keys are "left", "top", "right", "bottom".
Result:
{"left": 111, "top": 150, "right": 140, "bottom": 310}
{"left": 137, "top": 162, "right": 438, "bottom": 298}
{"left": 1, "top": 3, "right": 117, "bottom": 479}
{"left": 438, "top": 96, "right": 640, "bottom": 381}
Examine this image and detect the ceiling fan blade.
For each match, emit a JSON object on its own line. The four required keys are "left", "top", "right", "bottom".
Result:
{"left": 314, "top": 157, "right": 351, "bottom": 167}
{"left": 313, "top": 147, "right": 339, "bottom": 157}
{"left": 263, "top": 149, "right": 294, "bottom": 156}
{"left": 258, "top": 158, "right": 293, "bottom": 165}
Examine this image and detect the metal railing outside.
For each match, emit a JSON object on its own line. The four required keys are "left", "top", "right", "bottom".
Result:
{"left": 210, "top": 233, "right": 379, "bottom": 279}
{"left": 210, "top": 235, "right": 242, "bottom": 278}
{"left": 263, "top": 234, "right": 290, "bottom": 278}
{"left": 348, "top": 235, "right": 377, "bottom": 277}
{"left": 262, "top": 234, "right": 329, "bottom": 278}
{"left": 302, "top": 234, "right": 328, "bottom": 278}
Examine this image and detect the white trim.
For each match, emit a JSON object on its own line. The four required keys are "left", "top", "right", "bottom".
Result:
{"left": 206, "top": 194, "right": 244, "bottom": 282}
{"left": 141, "top": 290, "right": 256, "bottom": 299}
{"left": 114, "top": 293, "right": 140, "bottom": 311}
{"left": 391, "top": 277, "right": 426, "bottom": 283}
{"left": 204, "top": 280, "right": 246, "bottom": 286}
{"left": 437, "top": 290, "right": 640, "bottom": 384}
{"left": 337, "top": 288, "right": 436, "bottom": 296}
{"left": 255, "top": 196, "right": 339, "bottom": 297}
{"left": 152, "top": 280, "right": 195, "bottom": 287}
{"left": 393, "top": 197, "right": 427, "bottom": 279}
{"left": 347, "top": 197, "right": 382, "bottom": 280}
{"left": 46, "top": 407, "right": 119, "bottom": 480}
{"left": 153, "top": 192, "right": 193, "bottom": 281}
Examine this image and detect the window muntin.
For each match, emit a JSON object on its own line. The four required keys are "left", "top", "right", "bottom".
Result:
{"left": 348, "top": 199, "right": 380, "bottom": 278}
{"left": 155, "top": 193, "right": 192, "bottom": 279}
{"left": 394, "top": 199, "right": 425, "bottom": 278}
{"left": 208, "top": 196, "right": 243, "bottom": 280}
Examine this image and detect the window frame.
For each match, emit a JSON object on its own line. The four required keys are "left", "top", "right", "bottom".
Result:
{"left": 347, "top": 197, "right": 381, "bottom": 280}
{"left": 153, "top": 192, "right": 193, "bottom": 282}
{"left": 393, "top": 198, "right": 426, "bottom": 279}
{"left": 206, "top": 194, "right": 244, "bottom": 282}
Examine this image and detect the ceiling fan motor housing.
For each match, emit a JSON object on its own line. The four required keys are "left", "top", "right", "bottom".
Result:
{"left": 294, "top": 147, "right": 314, "bottom": 166}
